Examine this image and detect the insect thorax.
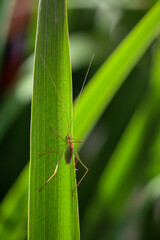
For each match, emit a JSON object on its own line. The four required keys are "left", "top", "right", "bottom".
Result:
{"left": 66, "top": 135, "right": 71, "bottom": 141}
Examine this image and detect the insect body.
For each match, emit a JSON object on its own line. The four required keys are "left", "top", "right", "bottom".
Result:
{"left": 65, "top": 135, "right": 74, "bottom": 164}
{"left": 39, "top": 128, "right": 88, "bottom": 195}
{"left": 39, "top": 55, "right": 94, "bottom": 195}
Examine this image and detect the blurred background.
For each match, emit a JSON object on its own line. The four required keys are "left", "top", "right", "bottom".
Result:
{"left": 0, "top": 0, "right": 160, "bottom": 239}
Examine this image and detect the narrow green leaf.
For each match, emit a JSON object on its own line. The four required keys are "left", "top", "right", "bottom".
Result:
{"left": 74, "top": 0, "right": 160, "bottom": 141}
{"left": 28, "top": 0, "right": 79, "bottom": 239}
{"left": 82, "top": 40, "right": 160, "bottom": 239}
{"left": 0, "top": 165, "right": 28, "bottom": 240}
{"left": 97, "top": 39, "right": 160, "bottom": 209}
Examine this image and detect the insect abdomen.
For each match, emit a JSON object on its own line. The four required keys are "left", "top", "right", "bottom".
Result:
{"left": 65, "top": 146, "right": 73, "bottom": 164}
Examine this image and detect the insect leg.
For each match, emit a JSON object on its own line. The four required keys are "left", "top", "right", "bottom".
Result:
{"left": 72, "top": 151, "right": 89, "bottom": 196}
{"left": 39, "top": 149, "right": 65, "bottom": 192}
{"left": 39, "top": 163, "right": 59, "bottom": 192}
{"left": 72, "top": 138, "right": 83, "bottom": 143}
{"left": 39, "top": 149, "right": 56, "bottom": 156}
{"left": 39, "top": 144, "right": 65, "bottom": 156}
{"left": 73, "top": 159, "right": 78, "bottom": 171}
{"left": 49, "top": 126, "right": 65, "bottom": 142}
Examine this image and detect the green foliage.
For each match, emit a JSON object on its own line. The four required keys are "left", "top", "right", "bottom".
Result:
{"left": 82, "top": 41, "right": 160, "bottom": 239}
{"left": 0, "top": 165, "right": 28, "bottom": 240}
{"left": 0, "top": 1, "right": 160, "bottom": 240}
{"left": 0, "top": 1, "right": 16, "bottom": 72}
{"left": 74, "top": 0, "right": 160, "bottom": 142}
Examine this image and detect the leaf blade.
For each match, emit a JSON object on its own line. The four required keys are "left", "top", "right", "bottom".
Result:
{"left": 28, "top": 0, "right": 79, "bottom": 239}
{"left": 74, "top": 0, "right": 160, "bottom": 141}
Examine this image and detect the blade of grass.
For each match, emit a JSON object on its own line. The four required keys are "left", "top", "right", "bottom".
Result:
{"left": 146, "top": 126, "right": 160, "bottom": 179}
{"left": 82, "top": 40, "right": 160, "bottom": 239}
{"left": 103, "top": 174, "right": 160, "bottom": 240}
{"left": 74, "top": 0, "right": 160, "bottom": 142}
{"left": 0, "top": 165, "right": 28, "bottom": 240}
{"left": 28, "top": 0, "right": 79, "bottom": 239}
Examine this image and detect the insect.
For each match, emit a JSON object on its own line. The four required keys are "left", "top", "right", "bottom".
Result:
{"left": 39, "top": 55, "right": 94, "bottom": 196}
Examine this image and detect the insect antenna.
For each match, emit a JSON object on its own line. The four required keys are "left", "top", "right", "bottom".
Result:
{"left": 73, "top": 54, "right": 94, "bottom": 118}
{"left": 69, "top": 54, "right": 94, "bottom": 133}
{"left": 40, "top": 55, "right": 70, "bottom": 131}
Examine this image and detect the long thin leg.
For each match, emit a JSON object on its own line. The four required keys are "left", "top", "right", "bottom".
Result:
{"left": 72, "top": 151, "right": 89, "bottom": 196}
{"left": 39, "top": 149, "right": 56, "bottom": 156}
{"left": 73, "top": 159, "right": 78, "bottom": 171}
{"left": 49, "top": 126, "right": 65, "bottom": 142}
{"left": 39, "top": 149, "right": 65, "bottom": 192}
{"left": 39, "top": 144, "right": 65, "bottom": 156}
{"left": 39, "top": 163, "right": 59, "bottom": 192}
{"left": 72, "top": 138, "right": 83, "bottom": 143}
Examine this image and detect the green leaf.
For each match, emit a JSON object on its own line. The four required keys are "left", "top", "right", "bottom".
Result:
{"left": 82, "top": 40, "right": 160, "bottom": 240}
{"left": 74, "top": 0, "right": 160, "bottom": 141}
{"left": 0, "top": 165, "right": 28, "bottom": 240}
{"left": 28, "top": 0, "right": 79, "bottom": 239}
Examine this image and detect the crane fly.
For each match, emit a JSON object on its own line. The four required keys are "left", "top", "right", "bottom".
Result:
{"left": 39, "top": 55, "right": 94, "bottom": 196}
